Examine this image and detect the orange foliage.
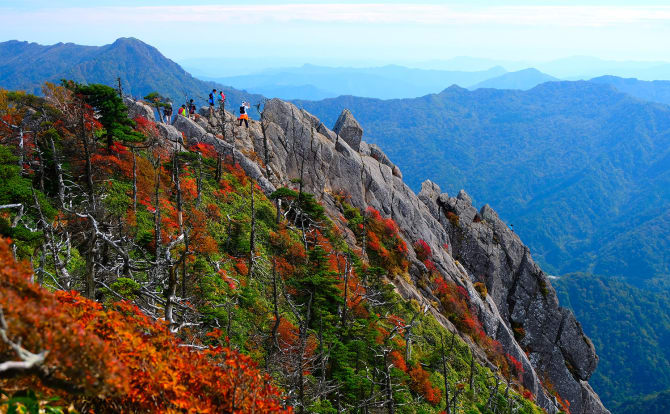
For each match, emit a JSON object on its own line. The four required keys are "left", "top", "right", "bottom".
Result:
{"left": 408, "top": 364, "right": 442, "bottom": 405}
{"left": 0, "top": 237, "right": 290, "bottom": 413}
{"left": 389, "top": 350, "right": 407, "bottom": 372}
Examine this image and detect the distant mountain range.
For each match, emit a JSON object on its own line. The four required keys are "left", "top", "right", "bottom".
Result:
{"left": 295, "top": 82, "right": 670, "bottom": 285}
{"left": 0, "top": 38, "right": 263, "bottom": 109}
{"left": 591, "top": 76, "right": 670, "bottom": 107}
{"left": 410, "top": 56, "right": 670, "bottom": 80}
{"left": 470, "top": 68, "right": 558, "bottom": 91}
{"left": 200, "top": 64, "right": 508, "bottom": 100}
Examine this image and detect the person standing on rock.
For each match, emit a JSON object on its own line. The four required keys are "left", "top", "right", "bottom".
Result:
{"left": 163, "top": 104, "right": 172, "bottom": 125}
{"left": 208, "top": 89, "right": 217, "bottom": 117}
{"left": 238, "top": 101, "right": 250, "bottom": 128}
{"left": 189, "top": 99, "right": 196, "bottom": 118}
{"left": 178, "top": 104, "right": 187, "bottom": 117}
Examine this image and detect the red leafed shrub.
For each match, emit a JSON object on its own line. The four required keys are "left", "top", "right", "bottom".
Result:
{"left": 413, "top": 239, "right": 432, "bottom": 262}
{"left": 190, "top": 142, "right": 218, "bottom": 159}
{"left": 523, "top": 389, "right": 534, "bottom": 401}
{"left": 235, "top": 259, "right": 249, "bottom": 275}
{"left": 389, "top": 350, "right": 407, "bottom": 372}
{"left": 362, "top": 207, "right": 409, "bottom": 275}
{"left": 409, "top": 364, "right": 442, "bottom": 405}
{"left": 507, "top": 353, "right": 524, "bottom": 375}
{"left": 134, "top": 115, "right": 159, "bottom": 138}
{"left": 0, "top": 237, "right": 290, "bottom": 413}
{"left": 424, "top": 259, "right": 438, "bottom": 274}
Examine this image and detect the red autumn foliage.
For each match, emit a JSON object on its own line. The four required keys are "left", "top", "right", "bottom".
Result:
{"left": 134, "top": 115, "right": 158, "bottom": 138}
{"left": 389, "top": 350, "right": 407, "bottom": 372}
{"left": 190, "top": 142, "right": 218, "bottom": 159}
{"left": 523, "top": 389, "right": 535, "bottom": 401}
{"left": 413, "top": 239, "right": 432, "bottom": 262}
{"left": 507, "top": 353, "right": 524, "bottom": 376}
{"left": 362, "top": 208, "right": 409, "bottom": 274}
{"left": 408, "top": 364, "right": 442, "bottom": 406}
{"left": 235, "top": 259, "right": 249, "bottom": 276}
{"left": 0, "top": 237, "right": 290, "bottom": 413}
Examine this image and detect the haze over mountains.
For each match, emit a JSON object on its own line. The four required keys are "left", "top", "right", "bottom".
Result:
{"left": 197, "top": 64, "right": 508, "bottom": 99}
{"left": 2, "top": 36, "right": 670, "bottom": 413}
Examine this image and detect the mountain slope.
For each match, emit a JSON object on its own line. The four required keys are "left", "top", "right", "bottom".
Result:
{"left": 0, "top": 83, "right": 606, "bottom": 412}
{"left": 590, "top": 75, "right": 670, "bottom": 106}
{"left": 0, "top": 38, "right": 263, "bottom": 109}
{"left": 171, "top": 97, "right": 609, "bottom": 413}
{"left": 294, "top": 82, "right": 670, "bottom": 284}
{"left": 471, "top": 68, "right": 559, "bottom": 90}
{"left": 616, "top": 389, "right": 670, "bottom": 414}
{"left": 554, "top": 273, "right": 670, "bottom": 409}
{"left": 203, "top": 64, "right": 508, "bottom": 100}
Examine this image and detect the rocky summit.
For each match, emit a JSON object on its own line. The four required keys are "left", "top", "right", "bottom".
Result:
{"left": 157, "top": 98, "right": 610, "bottom": 414}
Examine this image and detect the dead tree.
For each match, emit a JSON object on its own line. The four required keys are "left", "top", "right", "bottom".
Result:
{"left": 248, "top": 178, "right": 256, "bottom": 277}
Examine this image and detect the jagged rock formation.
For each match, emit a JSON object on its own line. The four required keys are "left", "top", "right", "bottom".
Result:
{"left": 165, "top": 99, "right": 609, "bottom": 414}
{"left": 333, "top": 108, "right": 363, "bottom": 151}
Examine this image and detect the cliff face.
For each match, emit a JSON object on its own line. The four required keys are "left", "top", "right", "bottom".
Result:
{"left": 162, "top": 98, "right": 609, "bottom": 414}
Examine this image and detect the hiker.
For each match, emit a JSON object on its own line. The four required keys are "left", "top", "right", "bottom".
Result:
{"left": 238, "top": 101, "right": 250, "bottom": 128}
{"left": 163, "top": 105, "right": 172, "bottom": 124}
{"left": 178, "top": 104, "right": 187, "bottom": 117}
{"left": 219, "top": 91, "right": 226, "bottom": 103}
{"left": 208, "top": 89, "right": 218, "bottom": 116}
{"left": 189, "top": 99, "right": 196, "bottom": 118}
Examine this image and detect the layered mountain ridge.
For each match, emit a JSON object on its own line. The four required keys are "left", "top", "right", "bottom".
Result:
{"left": 136, "top": 95, "right": 610, "bottom": 413}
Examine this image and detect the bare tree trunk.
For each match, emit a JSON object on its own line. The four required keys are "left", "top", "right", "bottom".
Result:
{"left": 172, "top": 149, "right": 183, "bottom": 233}
{"left": 165, "top": 263, "right": 177, "bottom": 325}
{"left": 215, "top": 151, "right": 222, "bottom": 182}
{"left": 131, "top": 147, "right": 137, "bottom": 213}
{"left": 340, "top": 254, "right": 350, "bottom": 333}
{"left": 196, "top": 152, "right": 203, "bottom": 207}
{"left": 384, "top": 349, "right": 395, "bottom": 414}
{"left": 18, "top": 128, "right": 24, "bottom": 174}
{"left": 248, "top": 178, "right": 256, "bottom": 277}
{"left": 153, "top": 156, "right": 162, "bottom": 280}
{"left": 48, "top": 136, "right": 65, "bottom": 208}
{"left": 469, "top": 353, "right": 476, "bottom": 394}
{"left": 271, "top": 258, "right": 281, "bottom": 351}
{"left": 440, "top": 332, "right": 456, "bottom": 414}
{"left": 79, "top": 103, "right": 95, "bottom": 210}
{"left": 84, "top": 227, "right": 97, "bottom": 299}
{"left": 297, "top": 292, "right": 313, "bottom": 414}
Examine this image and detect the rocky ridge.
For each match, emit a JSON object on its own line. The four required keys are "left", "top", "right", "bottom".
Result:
{"left": 146, "top": 98, "right": 609, "bottom": 414}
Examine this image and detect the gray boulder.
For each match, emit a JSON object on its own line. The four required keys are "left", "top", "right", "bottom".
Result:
{"left": 172, "top": 115, "right": 208, "bottom": 143}
{"left": 123, "top": 97, "right": 155, "bottom": 121}
{"left": 156, "top": 123, "right": 183, "bottom": 145}
{"left": 333, "top": 109, "right": 363, "bottom": 151}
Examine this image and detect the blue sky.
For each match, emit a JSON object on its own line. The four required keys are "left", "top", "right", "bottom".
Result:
{"left": 2, "top": 1, "right": 670, "bottom": 67}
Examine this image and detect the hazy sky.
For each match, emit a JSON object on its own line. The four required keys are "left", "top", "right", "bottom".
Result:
{"left": 2, "top": 0, "right": 670, "bottom": 67}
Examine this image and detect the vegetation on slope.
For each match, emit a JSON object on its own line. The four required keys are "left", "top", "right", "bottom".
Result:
{"left": 554, "top": 273, "right": 670, "bottom": 410}
{"left": 0, "top": 83, "right": 547, "bottom": 413}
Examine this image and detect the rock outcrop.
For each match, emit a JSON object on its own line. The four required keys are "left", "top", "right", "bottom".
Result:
{"left": 154, "top": 97, "right": 610, "bottom": 414}
{"left": 333, "top": 109, "right": 363, "bottom": 151}
{"left": 123, "top": 97, "right": 155, "bottom": 121}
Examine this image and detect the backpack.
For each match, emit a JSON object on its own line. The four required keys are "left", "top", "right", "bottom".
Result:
{"left": 239, "top": 105, "right": 246, "bottom": 115}
{"left": 209, "top": 93, "right": 214, "bottom": 104}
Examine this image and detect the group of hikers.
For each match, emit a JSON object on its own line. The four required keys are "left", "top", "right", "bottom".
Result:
{"left": 161, "top": 89, "right": 251, "bottom": 129}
